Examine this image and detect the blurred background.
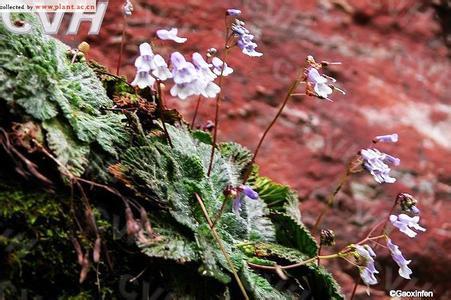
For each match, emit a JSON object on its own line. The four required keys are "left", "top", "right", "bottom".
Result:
{"left": 59, "top": 0, "right": 450, "bottom": 298}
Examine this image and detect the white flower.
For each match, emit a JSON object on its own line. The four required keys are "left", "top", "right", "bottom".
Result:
{"left": 373, "top": 133, "right": 399, "bottom": 143}
{"left": 307, "top": 68, "right": 333, "bottom": 99}
{"left": 200, "top": 81, "right": 220, "bottom": 98}
{"left": 192, "top": 52, "right": 216, "bottom": 81}
{"left": 170, "top": 83, "right": 196, "bottom": 100}
{"left": 151, "top": 55, "right": 172, "bottom": 81}
{"left": 211, "top": 57, "right": 233, "bottom": 76}
{"left": 134, "top": 43, "right": 154, "bottom": 69}
{"left": 390, "top": 214, "right": 426, "bottom": 238}
{"left": 171, "top": 52, "right": 198, "bottom": 84}
{"left": 156, "top": 28, "right": 187, "bottom": 43}
{"left": 131, "top": 65, "right": 155, "bottom": 89}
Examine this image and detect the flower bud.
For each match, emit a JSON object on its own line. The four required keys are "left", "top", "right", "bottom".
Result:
{"left": 320, "top": 229, "right": 335, "bottom": 246}
{"left": 397, "top": 193, "right": 419, "bottom": 214}
{"left": 206, "top": 48, "right": 217, "bottom": 58}
{"left": 223, "top": 185, "right": 238, "bottom": 199}
{"left": 78, "top": 42, "right": 90, "bottom": 55}
{"left": 202, "top": 120, "right": 215, "bottom": 132}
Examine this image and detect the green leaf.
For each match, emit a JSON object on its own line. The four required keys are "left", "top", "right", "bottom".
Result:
{"left": 271, "top": 213, "right": 318, "bottom": 258}
{"left": 240, "top": 266, "right": 289, "bottom": 300}
{"left": 219, "top": 142, "right": 253, "bottom": 177}
{"left": 138, "top": 227, "right": 198, "bottom": 263}
{"left": 250, "top": 175, "right": 318, "bottom": 257}
{"left": 192, "top": 130, "right": 213, "bottom": 145}
{"left": 43, "top": 118, "right": 90, "bottom": 177}
{"left": 241, "top": 199, "right": 275, "bottom": 242}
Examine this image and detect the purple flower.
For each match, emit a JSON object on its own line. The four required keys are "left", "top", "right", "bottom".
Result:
{"left": 227, "top": 9, "right": 241, "bottom": 16}
{"left": 131, "top": 65, "right": 155, "bottom": 89}
{"left": 383, "top": 154, "right": 400, "bottom": 166}
{"left": 304, "top": 55, "right": 345, "bottom": 101}
{"left": 390, "top": 214, "right": 426, "bottom": 238}
{"left": 306, "top": 67, "right": 333, "bottom": 100}
{"left": 373, "top": 133, "right": 398, "bottom": 143}
{"left": 386, "top": 239, "right": 412, "bottom": 279}
{"left": 211, "top": 57, "right": 233, "bottom": 76}
{"left": 360, "top": 148, "right": 400, "bottom": 184}
{"left": 411, "top": 206, "right": 420, "bottom": 214}
{"left": 232, "top": 21, "right": 263, "bottom": 57}
{"left": 355, "top": 245, "right": 379, "bottom": 287}
{"left": 156, "top": 28, "right": 187, "bottom": 43}
{"left": 232, "top": 185, "right": 259, "bottom": 214}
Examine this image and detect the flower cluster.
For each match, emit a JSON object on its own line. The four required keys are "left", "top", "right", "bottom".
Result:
{"left": 131, "top": 43, "right": 172, "bottom": 89}
{"left": 360, "top": 134, "right": 400, "bottom": 184}
{"left": 360, "top": 148, "right": 400, "bottom": 183}
{"left": 131, "top": 41, "right": 229, "bottom": 100}
{"left": 354, "top": 192, "right": 425, "bottom": 291}
{"left": 230, "top": 20, "right": 263, "bottom": 57}
{"left": 302, "top": 55, "right": 344, "bottom": 101}
{"left": 129, "top": 7, "right": 262, "bottom": 103}
{"left": 170, "top": 52, "right": 224, "bottom": 100}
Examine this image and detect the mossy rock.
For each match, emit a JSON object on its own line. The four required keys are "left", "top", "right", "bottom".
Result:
{"left": 0, "top": 13, "right": 343, "bottom": 299}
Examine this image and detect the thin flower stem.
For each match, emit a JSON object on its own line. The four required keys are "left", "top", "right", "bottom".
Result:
{"left": 339, "top": 256, "right": 360, "bottom": 268}
{"left": 317, "top": 244, "right": 322, "bottom": 265}
{"left": 363, "top": 220, "right": 386, "bottom": 241}
{"left": 194, "top": 193, "right": 249, "bottom": 300}
{"left": 116, "top": 15, "right": 127, "bottom": 76}
{"left": 350, "top": 277, "right": 360, "bottom": 300}
{"left": 211, "top": 199, "right": 228, "bottom": 228}
{"left": 355, "top": 235, "right": 386, "bottom": 247}
{"left": 370, "top": 240, "right": 388, "bottom": 249}
{"left": 156, "top": 81, "right": 174, "bottom": 148}
{"left": 207, "top": 49, "right": 230, "bottom": 177}
{"left": 381, "top": 198, "right": 399, "bottom": 234}
{"left": 191, "top": 95, "right": 202, "bottom": 130}
{"left": 242, "top": 78, "right": 301, "bottom": 183}
{"left": 312, "top": 171, "right": 350, "bottom": 233}
{"left": 338, "top": 234, "right": 387, "bottom": 254}
{"left": 248, "top": 254, "right": 339, "bottom": 271}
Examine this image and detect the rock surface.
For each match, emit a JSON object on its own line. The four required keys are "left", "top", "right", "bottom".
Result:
{"left": 61, "top": 0, "right": 451, "bottom": 298}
